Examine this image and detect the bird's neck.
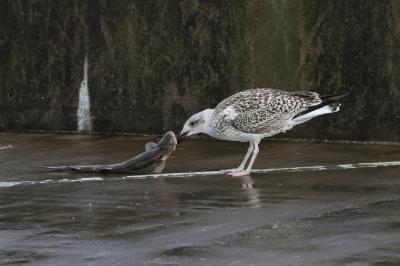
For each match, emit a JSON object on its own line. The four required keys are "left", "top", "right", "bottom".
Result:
{"left": 202, "top": 108, "right": 215, "bottom": 121}
{"left": 202, "top": 109, "right": 217, "bottom": 137}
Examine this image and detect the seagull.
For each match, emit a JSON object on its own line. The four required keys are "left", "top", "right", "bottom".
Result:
{"left": 178, "top": 88, "right": 347, "bottom": 176}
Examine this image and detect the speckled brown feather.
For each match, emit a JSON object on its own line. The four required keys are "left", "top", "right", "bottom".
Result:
{"left": 210, "top": 88, "right": 322, "bottom": 134}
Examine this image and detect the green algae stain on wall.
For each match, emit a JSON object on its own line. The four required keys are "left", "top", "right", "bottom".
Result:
{"left": 1, "top": 0, "right": 400, "bottom": 141}
{"left": 247, "top": 0, "right": 303, "bottom": 89}
{"left": 247, "top": 0, "right": 400, "bottom": 141}
{"left": 0, "top": 1, "right": 86, "bottom": 131}
{"left": 299, "top": 0, "right": 400, "bottom": 141}
{"left": 0, "top": 0, "right": 253, "bottom": 134}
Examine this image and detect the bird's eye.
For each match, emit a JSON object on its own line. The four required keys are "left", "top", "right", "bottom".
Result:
{"left": 189, "top": 121, "right": 197, "bottom": 127}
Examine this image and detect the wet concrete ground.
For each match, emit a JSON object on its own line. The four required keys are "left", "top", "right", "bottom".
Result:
{"left": 0, "top": 132, "right": 400, "bottom": 266}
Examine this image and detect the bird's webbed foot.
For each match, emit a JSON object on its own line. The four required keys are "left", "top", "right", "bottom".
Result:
{"left": 227, "top": 170, "right": 251, "bottom": 177}
{"left": 222, "top": 167, "right": 244, "bottom": 174}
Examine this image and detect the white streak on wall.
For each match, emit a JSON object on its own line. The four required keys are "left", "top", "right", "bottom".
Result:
{"left": 77, "top": 53, "right": 92, "bottom": 132}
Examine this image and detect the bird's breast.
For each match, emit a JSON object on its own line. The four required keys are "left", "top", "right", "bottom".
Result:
{"left": 208, "top": 127, "right": 262, "bottom": 142}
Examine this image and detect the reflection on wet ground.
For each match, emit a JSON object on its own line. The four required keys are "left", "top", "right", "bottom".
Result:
{"left": 0, "top": 133, "right": 400, "bottom": 265}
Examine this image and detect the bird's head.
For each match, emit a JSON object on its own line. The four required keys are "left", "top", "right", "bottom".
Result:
{"left": 177, "top": 109, "right": 214, "bottom": 143}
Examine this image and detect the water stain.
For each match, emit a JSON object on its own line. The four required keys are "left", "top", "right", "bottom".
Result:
{"left": 0, "top": 133, "right": 399, "bottom": 265}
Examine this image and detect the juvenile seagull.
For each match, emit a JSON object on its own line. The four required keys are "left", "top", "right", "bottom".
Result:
{"left": 178, "top": 88, "right": 346, "bottom": 176}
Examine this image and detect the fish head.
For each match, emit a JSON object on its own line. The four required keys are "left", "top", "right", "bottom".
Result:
{"left": 157, "top": 131, "right": 177, "bottom": 152}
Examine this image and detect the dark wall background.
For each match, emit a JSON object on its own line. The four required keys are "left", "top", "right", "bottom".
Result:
{"left": 1, "top": 0, "right": 400, "bottom": 141}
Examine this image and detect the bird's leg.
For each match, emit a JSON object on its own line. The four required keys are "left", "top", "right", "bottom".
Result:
{"left": 229, "top": 141, "right": 259, "bottom": 176}
{"left": 224, "top": 142, "right": 254, "bottom": 174}
{"left": 237, "top": 142, "right": 254, "bottom": 170}
{"left": 246, "top": 141, "right": 259, "bottom": 171}
{"left": 230, "top": 141, "right": 260, "bottom": 177}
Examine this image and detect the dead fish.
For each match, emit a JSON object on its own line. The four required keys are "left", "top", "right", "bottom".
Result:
{"left": 36, "top": 131, "right": 177, "bottom": 174}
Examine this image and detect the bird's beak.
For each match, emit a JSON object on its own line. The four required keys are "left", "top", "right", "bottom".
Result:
{"left": 177, "top": 131, "right": 190, "bottom": 143}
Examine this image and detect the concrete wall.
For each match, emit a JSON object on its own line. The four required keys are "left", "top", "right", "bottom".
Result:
{"left": 1, "top": 0, "right": 400, "bottom": 141}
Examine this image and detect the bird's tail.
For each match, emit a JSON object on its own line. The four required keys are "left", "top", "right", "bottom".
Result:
{"left": 294, "top": 93, "right": 349, "bottom": 119}
{"left": 312, "top": 93, "right": 348, "bottom": 111}
{"left": 318, "top": 93, "right": 349, "bottom": 112}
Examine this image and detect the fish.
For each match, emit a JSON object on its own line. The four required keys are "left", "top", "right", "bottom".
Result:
{"left": 36, "top": 131, "right": 177, "bottom": 174}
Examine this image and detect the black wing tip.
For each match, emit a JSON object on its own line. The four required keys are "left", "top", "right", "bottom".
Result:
{"left": 320, "top": 93, "right": 350, "bottom": 101}
{"left": 293, "top": 92, "right": 349, "bottom": 119}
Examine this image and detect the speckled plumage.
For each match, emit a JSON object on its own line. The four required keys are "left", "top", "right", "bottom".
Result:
{"left": 209, "top": 88, "right": 322, "bottom": 141}
{"left": 179, "top": 87, "right": 344, "bottom": 176}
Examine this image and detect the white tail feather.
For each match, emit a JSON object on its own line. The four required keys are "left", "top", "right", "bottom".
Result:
{"left": 291, "top": 103, "right": 341, "bottom": 126}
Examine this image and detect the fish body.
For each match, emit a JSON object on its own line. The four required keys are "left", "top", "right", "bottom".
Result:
{"left": 36, "top": 131, "right": 177, "bottom": 174}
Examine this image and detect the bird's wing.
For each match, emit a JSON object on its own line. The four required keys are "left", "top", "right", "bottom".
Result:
{"left": 214, "top": 88, "right": 322, "bottom": 134}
